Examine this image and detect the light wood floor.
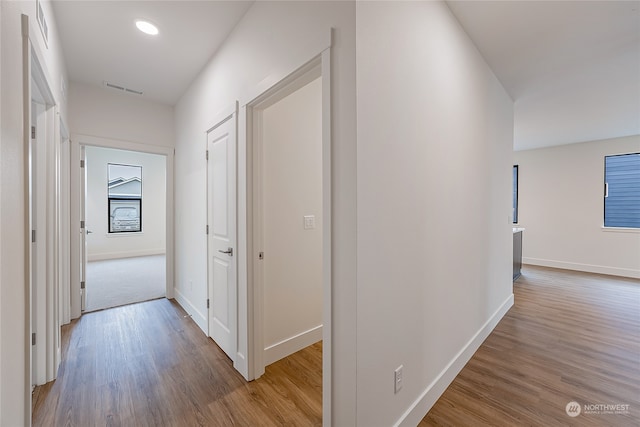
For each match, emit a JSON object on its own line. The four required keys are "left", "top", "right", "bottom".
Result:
{"left": 32, "top": 299, "right": 322, "bottom": 426}
{"left": 421, "top": 265, "right": 640, "bottom": 426}
{"left": 33, "top": 266, "right": 639, "bottom": 426}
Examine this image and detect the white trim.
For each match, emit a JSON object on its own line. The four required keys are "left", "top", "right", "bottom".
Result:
{"left": 601, "top": 226, "right": 640, "bottom": 234}
{"left": 88, "top": 250, "right": 165, "bottom": 262}
{"left": 247, "top": 55, "right": 325, "bottom": 379}
{"left": 264, "top": 325, "right": 323, "bottom": 366}
{"left": 320, "top": 48, "right": 332, "bottom": 426}
{"left": 70, "top": 134, "right": 175, "bottom": 317}
{"left": 395, "top": 294, "right": 515, "bottom": 427}
{"left": 523, "top": 258, "right": 640, "bottom": 279}
{"left": 206, "top": 102, "right": 238, "bottom": 134}
{"left": 239, "top": 31, "right": 331, "bottom": 107}
{"left": 174, "top": 288, "right": 208, "bottom": 334}
{"left": 244, "top": 50, "right": 332, "bottom": 423}
{"left": 73, "top": 134, "right": 173, "bottom": 156}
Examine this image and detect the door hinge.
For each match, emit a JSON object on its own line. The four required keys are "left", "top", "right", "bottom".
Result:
{"left": 32, "top": 333, "right": 36, "bottom": 346}
{"left": 207, "top": 299, "right": 210, "bottom": 309}
{"left": 31, "top": 126, "right": 36, "bottom": 139}
{"left": 80, "top": 281, "right": 85, "bottom": 290}
{"left": 31, "top": 230, "right": 36, "bottom": 243}
{"left": 258, "top": 252, "right": 264, "bottom": 260}
{"left": 80, "top": 220, "right": 85, "bottom": 229}
{"left": 206, "top": 225, "right": 209, "bottom": 235}
{"left": 80, "top": 159, "right": 85, "bottom": 168}
{"left": 206, "top": 150, "right": 209, "bottom": 161}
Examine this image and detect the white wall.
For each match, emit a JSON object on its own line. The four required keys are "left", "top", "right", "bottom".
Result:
{"left": 85, "top": 146, "right": 166, "bottom": 261}
{"left": 356, "top": 2, "right": 514, "bottom": 425}
{"left": 262, "top": 78, "right": 323, "bottom": 364}
{"left": 514, "top": 135, "right": 640, "bottom": 278}
{"left": 1, "top": 0, "right": 69, "bottom": 424}
{"left": 69, "top": 82, "right": 174, "bottom": 148}
{"left": 174, "top": 2, "right": 356, "bottom": 424}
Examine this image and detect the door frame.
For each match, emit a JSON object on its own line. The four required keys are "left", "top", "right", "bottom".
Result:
{"left": 22, "top": 13, "right": 64, "bottom": 416}
{"left": 205, "top": 102, "right": 239, "bottom": 365}
{"left": 242, "top": 50, "right": 332, "bottom": 423}
{"left": 70, "top": 135, "right": 175, "bottom": 319}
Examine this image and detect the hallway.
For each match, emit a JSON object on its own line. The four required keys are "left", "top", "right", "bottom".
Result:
{"left": 32, "top": 299, "right": 322, "bottom": 426}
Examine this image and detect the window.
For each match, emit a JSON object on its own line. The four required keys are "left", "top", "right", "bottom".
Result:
{"left": 108, "top": 164, "right": 142, "bottom": 233}
{"left": 604, "top": 153, "right": 640, "bottom": 228}
{"left": 513, "top": 165, "right": 519, "bottom": 224}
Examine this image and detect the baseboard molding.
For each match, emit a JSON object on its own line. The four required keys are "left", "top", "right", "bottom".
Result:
{"left": 395, "top": 293, "right": 514, "bottom": 427}
{"left": 264, "top": 325, "right": 323, "bottom": 366}
{"left": 523, "top": 257, "right": 640, "bottom": 279}
{"left": 174, "top": 288, "right": 208, "bottom": 335}
{"left": 88, "top": 249, "right": 165, "bottom": 262}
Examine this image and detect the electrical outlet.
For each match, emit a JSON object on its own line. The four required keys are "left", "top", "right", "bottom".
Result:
{"left": 394, "top": 365, "right": 403, "bottom": 394}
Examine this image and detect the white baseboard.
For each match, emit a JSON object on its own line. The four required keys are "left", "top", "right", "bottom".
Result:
{"left": 523, "top": 257, "right": 640, "bottom": 279}
{"left": 395, "top": 294, "right": 514, "bottom": 427}
{"left": 234, "top": 351, "right": 249, "bottom": 381}
{"left": 264, "top": 325, "right": 323, "bottom": 366}
{"left": 174, "top": 288, "right": 208, "bottom": 335}
{"left": 88, "top": 249, "right": 165, "bottom": 262}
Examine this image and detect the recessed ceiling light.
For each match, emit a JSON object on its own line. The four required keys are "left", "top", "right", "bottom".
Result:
{"left": 135, "top": 20, "right": 158, "bottom": 36}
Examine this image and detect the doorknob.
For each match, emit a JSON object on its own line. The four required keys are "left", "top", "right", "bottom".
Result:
{"left": 218, "top": 247, "right": 233, "bottom": 256}
{"left": 86, "top": 230, "right": 93, "bottom": 234}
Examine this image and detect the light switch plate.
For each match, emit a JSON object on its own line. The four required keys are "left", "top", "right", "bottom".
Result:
{"left": 304, "top": 215, "right": 316, "bottom": 230}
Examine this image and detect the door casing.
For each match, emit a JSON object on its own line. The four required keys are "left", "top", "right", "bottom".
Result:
{"left": 242, "top": 50, "right": 332, "bottom": 425}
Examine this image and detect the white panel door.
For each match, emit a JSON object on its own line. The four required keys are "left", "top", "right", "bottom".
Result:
{"left": 207, "top": 116, "right": 237, "bottom": 361}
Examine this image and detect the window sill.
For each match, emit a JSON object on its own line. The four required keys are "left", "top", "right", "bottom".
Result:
{"left": 601, "top": 226, "right": 640, "bottom": 234}
{"left": 106, "top": 232, "right": 144, "bottom": 238}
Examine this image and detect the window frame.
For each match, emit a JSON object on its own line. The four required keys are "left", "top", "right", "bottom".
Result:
{"left": 603, "top": 152, "right": 640, "bottom": 230}
{"left": 107, "top": 163, "right": 143, "bottom": 234}
{"left": 513, "top": 164, "right": 519, "bottom": 224}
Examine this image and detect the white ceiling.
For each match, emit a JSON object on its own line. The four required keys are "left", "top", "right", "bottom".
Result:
{"left": 51, "top": 1, "right": 253, "bottom": 105}
{"left": 448, "top": 1, "right": 640, "bottom": 150}
{"left": 52, "top": 1, "right": 639, "bottom": 150}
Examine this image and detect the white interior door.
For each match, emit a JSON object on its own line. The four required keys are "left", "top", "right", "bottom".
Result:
{"left": 207, "top": 115, "right": 237, "bottom": 362}
{"left": 80, "top": 146, "right": 87, "bottom": 312}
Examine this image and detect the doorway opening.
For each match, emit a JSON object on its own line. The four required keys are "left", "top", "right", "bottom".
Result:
{"left": 70, "top": 136, "right": 175, "bottom": 320}
{"left": 245, "top": 52, "right": 331, "bottom": 423}
{"left": 82, "top": 146, "right": 167, "bottom": 312}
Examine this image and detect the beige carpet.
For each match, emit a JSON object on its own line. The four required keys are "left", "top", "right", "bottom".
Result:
{"left": 85, "top": 255, "right": 166, "bottom": 312}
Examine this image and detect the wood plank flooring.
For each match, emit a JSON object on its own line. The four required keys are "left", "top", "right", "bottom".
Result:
{"left": 32, "top": 299, "right": 322, "bottom": 427}
{"left": 421, "top": 265, "right": 640, "bottom": 426}
{"left": 33, "top": 265, "right": 639, "bottom": 426}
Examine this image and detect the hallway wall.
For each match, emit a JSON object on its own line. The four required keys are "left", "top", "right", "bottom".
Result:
{"left": 1, "top": 1, "right": 69, "bottom": 424}
{"left": 69, "top": 82, "right": 174, "bottom": 148}
{"left": 174, "top": 2, "right": 357, "bottom": 424}
{"left": 356, "top": 2, "right": 514, "bottom": 425}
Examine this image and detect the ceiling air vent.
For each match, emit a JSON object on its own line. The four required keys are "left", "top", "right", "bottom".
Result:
{"left": 103, "top": 81, "right": 144, "bottom": 96}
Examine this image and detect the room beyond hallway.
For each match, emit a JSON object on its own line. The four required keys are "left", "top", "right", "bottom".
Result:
{"left": 31, "top": 299, "right": 322, "bottom": 426}
{"left": 85, "top": 255, "right": 166, "bottom": 312}
{"left": 421, "top": 266, "right": 640, "bottom": 426}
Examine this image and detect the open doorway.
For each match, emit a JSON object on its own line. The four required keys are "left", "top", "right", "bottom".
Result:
{"left": 245, "top": 54, "right": 330, "bottom": 423}
{"left": 82, "top": 147, "right": 167, "bottom": 312}
{"left": 260, "top": 76, "right": 323, "bottom": 367}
